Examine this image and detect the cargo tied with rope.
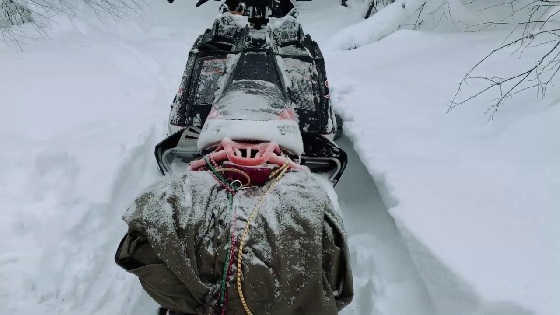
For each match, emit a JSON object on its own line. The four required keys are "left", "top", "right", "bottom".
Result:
{"left": 115, "top": 151, "right": 353, "bottom": 314}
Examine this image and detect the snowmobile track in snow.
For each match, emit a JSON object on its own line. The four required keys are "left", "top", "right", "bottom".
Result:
{"left": 336, "top": 136, "right": 434, "bottom": 315}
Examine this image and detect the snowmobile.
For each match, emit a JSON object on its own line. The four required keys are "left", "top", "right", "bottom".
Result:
{"left": 155, "top": 0, "right": 348, "bottom": 185}
{"left": 115, "top": 2, "right": 353, "bottom": 315}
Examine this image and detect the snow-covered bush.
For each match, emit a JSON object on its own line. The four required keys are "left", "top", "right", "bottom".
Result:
{"left": 0, "top": 0, "right": 32, "bottom": 27}
{"left": 1, "top": 0, "right": 141, "bottom": 29}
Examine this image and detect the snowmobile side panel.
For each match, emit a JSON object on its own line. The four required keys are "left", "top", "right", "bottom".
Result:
{"left": 169, "top": 43, "right": 200, "bottom": 130}
{"left": 302, "top": 34, "right": 336, "bottom": 135}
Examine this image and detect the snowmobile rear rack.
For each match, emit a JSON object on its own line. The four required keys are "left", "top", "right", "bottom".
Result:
{"left": 155, "top": 130, "right": 347, "bottom": 185}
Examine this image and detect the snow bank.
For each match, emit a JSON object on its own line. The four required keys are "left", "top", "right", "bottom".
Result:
{"left": 335, "top": 136, "right": 435, "bottom": 315}
{"left": 327, "top": 28, "right": 559, "bottom": 315}
{"left": 327, "top": 1, "right": 417, "bottom": 50}
{"left": 327, "top": 0, "right": 548, "bottom": 50}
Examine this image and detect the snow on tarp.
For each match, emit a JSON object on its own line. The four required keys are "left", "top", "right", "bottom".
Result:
{"left": 327, "top": 28, "right": 560, "bottom": 315}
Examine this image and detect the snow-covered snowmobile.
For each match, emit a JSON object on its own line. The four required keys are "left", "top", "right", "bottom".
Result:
{"left": 116, "top": 2, "right": 353, "bottom": 315}
{"left": 155, "top": 0, "right": 347, "bottom": 185}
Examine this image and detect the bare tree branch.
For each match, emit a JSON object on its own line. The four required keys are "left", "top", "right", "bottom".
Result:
{"left": 449, "top": 1, "right": 560, "bottom": 118}
{"left": 1, "top": 0, "right": 143, "bottom": 46}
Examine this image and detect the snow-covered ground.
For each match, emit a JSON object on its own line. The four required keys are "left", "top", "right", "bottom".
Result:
{"left": 1, "top": 1, "right": 558, "bottom": 315}
{"left": 324, "top": 8, "right": 560, "bottom": 315}
{"left": 336, "top": 136, "right": 434, "bottom": 315}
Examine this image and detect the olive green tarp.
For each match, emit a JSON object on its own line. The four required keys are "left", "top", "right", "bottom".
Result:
{"left": 116, "top": 170, "right": 353, "bottom": 314}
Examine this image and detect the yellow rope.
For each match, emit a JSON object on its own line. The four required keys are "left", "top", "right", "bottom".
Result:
{"left": 236, "top": 165, "right": 289, "bottom": 315}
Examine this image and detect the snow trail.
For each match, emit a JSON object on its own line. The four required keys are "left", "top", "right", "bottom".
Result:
{"left": 336, "top": 136, "right": 435, "bottom": 315}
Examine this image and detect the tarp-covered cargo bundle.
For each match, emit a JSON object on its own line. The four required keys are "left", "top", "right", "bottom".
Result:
{"left": 118, "top": 2, "right": 354, "bottom": 314}
{"left": 115, "top": 170, "right": 353, "bottom": 315}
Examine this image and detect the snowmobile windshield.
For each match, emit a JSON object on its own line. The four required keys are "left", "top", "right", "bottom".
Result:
{"left": 212, "top": 80, "right": 293, "bottom": 121}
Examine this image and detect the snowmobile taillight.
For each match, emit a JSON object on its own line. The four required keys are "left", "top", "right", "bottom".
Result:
{"left": 207, "top": 108, "right": 221, "bottom": 119}
{"left": 278, "top": 109, "right": 297, "bottom": 121}
{"left": 189, "top": 138, "right": 300, "bottom": 171}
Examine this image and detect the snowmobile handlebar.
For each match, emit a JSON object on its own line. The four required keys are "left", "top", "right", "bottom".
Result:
{"left": 167, "top": 0, "right": 312, "bottom": 5}
{"left": 166, "top": 0, "right": 218, "bottom": 7}
{"left": 167, "top": 0, "right": 311, "bottom": 28}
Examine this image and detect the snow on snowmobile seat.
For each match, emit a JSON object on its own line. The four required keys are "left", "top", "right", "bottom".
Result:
{"left": 197, "top": 79, "right": 304, "bottom": 156}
